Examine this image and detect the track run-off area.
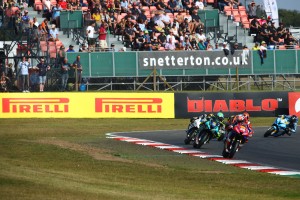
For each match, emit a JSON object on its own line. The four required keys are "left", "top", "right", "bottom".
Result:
{"left": 107, "top": 127, "right": 300, "bottom": 178}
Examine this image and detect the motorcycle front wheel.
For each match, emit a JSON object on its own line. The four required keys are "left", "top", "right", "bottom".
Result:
{"left": 264, "top": 127, "right": 276, "bottom": 137}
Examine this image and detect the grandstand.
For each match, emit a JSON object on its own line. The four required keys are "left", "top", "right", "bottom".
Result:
{"left": 0, "top": 0, "right": 300, "bottom": 92}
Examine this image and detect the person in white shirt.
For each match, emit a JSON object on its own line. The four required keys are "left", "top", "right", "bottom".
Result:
{"left": 195, "top": 0, "right": 204, "bottom": 10}
{"left": 166, "top": 30, "right": 176, "bottom": 45}
{"left": 86, "top": 22, "right": 97, "bottom": 52}
{"left": 18, "top": 56, "right": 30, "bottom": 92}
{"left": 49, "top": 24, "right": 59, "bottom": 41}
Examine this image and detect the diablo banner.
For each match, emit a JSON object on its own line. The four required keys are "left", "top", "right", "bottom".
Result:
{"left": 175, "top": 92, "right": 288, "bottom": 118}
{"left": 138, "top": 50, "right": 252, "bottom": 69}
{"left": 0, "top": 93, "right": 174, "bottom": 118}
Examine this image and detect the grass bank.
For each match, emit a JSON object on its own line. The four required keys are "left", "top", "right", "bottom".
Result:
{"left": 0, "top": 118, "right": 299, "bottom": 200}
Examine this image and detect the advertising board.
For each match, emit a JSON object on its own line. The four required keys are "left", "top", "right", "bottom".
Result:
{"left": 0, "top": 93, "right": 174, "bottom": 118}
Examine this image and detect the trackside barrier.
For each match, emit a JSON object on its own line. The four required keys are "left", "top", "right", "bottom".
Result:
{"left": 1, "top": 92, "right": 300, "bottom": 118}
{"left": 66, "top": 50, "right": 300, "bottom": 77}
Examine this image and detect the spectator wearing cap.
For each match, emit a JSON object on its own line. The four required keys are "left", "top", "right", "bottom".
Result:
{"left": 144, "top": 30, "right": 151, "bottom": 42}
{"left": 151, "top": 36, "right": 161, "bottom": 51}
{"left": 99, "top": 23, "right": 108, "bottom": 49}
{"left": 196, "top": 29, "right": 206, "bottom": 43}
{"left": 66, "top": 45, "right": 75, "bottom": 52}
{"left": 110, "top": 43, "right": 116, "bottom": 52}
{"left": 182, "top": 36, "right": 193, "bottom": 50}
{"left": 49, "top": 24, "right": 59, "bottom": 41}
{"left": 79, "top": 44, "right": 88, "bottom": 52}
{"left": 37, "top": 58, "right": 50, "bottom": 92}
{"left": 230, "top": 42, "right": 240, "bottom": 55}
{"left": 21, "top": 10, "right": 30, "bottom": 31}
{"left": 259, "top": 23, "right": 271, "bottom": 45}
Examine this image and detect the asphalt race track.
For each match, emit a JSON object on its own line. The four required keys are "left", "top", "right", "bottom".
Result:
{"left": 116, "top": 127, "right": 300, "bottom": 171}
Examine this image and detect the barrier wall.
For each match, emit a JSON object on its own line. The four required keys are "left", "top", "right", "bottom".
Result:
{"left": 66, "top": 50, "right": 300, "bottom": 77}
{"left": 1, "top": 92, "right": 300, "bottom": 118}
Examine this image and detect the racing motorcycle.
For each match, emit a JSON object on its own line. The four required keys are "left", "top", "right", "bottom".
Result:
{"left": 193, "top": 117, "right": 224, "bottom": 149}
{"left": 222, "top": 122, "right": 250, "bottom": 158}
{"left": 264, "top": 116, "right": 290, "bottom": 137}
{"left": 184, "top": 117, "right": 202, "bottom": 144}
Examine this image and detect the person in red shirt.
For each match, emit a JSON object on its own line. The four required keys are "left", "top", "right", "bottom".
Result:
{"left": 98, "top": 23, "right": 108, "bottom": 49}
{"left": 58, "top": 0, "right": 68, "bottom": 10}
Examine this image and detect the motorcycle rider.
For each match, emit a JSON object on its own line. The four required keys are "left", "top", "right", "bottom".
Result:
{"left": 280, "top": 115, "right": 298, "bottom": 136}
{"left": 224, "top": 115, "right": 249, "bottom": 152}
{"left": 216, "top": 112, "right": 225, "bottom": 139}
{"left": 243, "top": 112, "right": 254, "bottom": 137}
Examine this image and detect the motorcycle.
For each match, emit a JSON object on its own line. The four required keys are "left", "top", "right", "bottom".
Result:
{"left": 184, "top": 117, "right": 202, "bottom": 145}
{"left": 264, "top": 116, "right": 290, "bottom": 137}
{"left": 222, "top": 122, "right": 250, "bottom": 158}
{"left": 193, "top": 118, "right": 223, "bottom": 149}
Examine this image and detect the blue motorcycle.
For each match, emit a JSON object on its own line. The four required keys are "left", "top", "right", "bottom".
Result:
{"left": 264, "top": 116, "right": 291, "bottom": 137}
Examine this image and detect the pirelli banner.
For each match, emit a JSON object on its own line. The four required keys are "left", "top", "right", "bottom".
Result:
{"left": 175, "top": 92, "right": 289, "bottom": 118}
{"left": 139, "top": 50, "right": 251, "bottom": 69}
{"left": 0, "top": 93, "right": 174, "bottom": 118}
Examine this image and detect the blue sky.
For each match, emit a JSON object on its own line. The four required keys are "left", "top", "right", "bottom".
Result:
{"left": 277, "top": 0, "right": 300, "bottom": 11}
{"left": 254, "top": 0, "right": 300, "bottom": 11}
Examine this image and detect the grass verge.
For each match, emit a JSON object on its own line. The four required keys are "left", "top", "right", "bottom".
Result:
{"left": 0, "top": 118, "right": 299, "bottom": 200}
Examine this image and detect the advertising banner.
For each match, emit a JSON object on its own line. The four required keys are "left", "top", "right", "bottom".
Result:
{"left": 0, "top": 93, "right": 174, "bottom": 118}
{"left": 138, "top": 50, "right": 252, "bottom": 69}
{"left": 264, "top": 0, "right": 279, "bottom": 27}
{"left": 175, "top": 92, "right": 288, "bottom": 118}
{"left": 288, "top": 92, "right": 300, "bottom": 117}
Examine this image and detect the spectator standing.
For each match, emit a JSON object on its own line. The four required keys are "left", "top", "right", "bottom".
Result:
{"left": 21, "top": 10, "right": 30, "bottom": 31}
{"left": 86, "top": 22, "right": 97, "bottom": 52}
{"left": 99, "top": 23, "right": 108, "bottom": 49}
{"left": 37, "top": 58, "right": 50, "bottom": 92}
{"left": 60, "top": 58, "right": 71, "bottom": 91}
{"left": 57, "top": 45, "right": 66, "bottom": 64}
{"left": 30, "top": 67, "right": 39, "bottom": 92}
{"left": 18, "top": 56, "right": 30, "bottom": 92}
{"left": 248, "top": 1, "right": 259, "bottom": 19}
{"left": 72, "top": 55, "right": 83, "bottom": 87}
{"left": 52, "top": 3, "right": 62, "bottom": 28}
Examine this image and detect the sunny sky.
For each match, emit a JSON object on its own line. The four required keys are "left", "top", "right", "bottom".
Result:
{"left": 254, "top": 0, "right": 300, "bottom": 11}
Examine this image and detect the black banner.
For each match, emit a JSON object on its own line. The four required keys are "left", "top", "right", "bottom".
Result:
{"left": 139, "top": 50, "right": 252, "bottom": 69}
{"left": 175, "top": 92, "right": 288, "bottom": 118}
